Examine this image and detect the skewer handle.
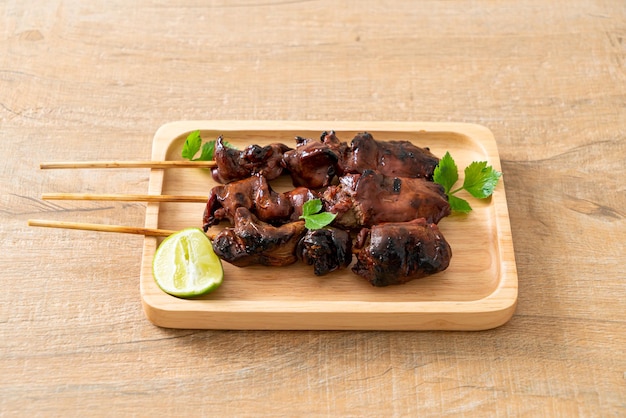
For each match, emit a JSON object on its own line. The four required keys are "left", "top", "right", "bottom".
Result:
{"left": 28, "top": 219, "right": 177, "bottom": 237}
{"left": 42, "top": 193, "right": 207, "bottom": 203}
{"left": 39, "top": 160, "right": 216, "bottom": 169}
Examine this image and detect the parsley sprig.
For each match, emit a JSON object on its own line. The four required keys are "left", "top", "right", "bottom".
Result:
{"left": 433, "top": 152, "right": 502, "bottom": 213}
{"left": 300, "top": 199, "right": 336, "bottom": 229}
{"left": 182, "top": 130, "right": 233, "bottom": 161}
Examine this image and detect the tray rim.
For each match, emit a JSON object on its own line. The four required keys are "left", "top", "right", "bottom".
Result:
{"left": 140, "top": 120, "right": 518, "bottom": 330}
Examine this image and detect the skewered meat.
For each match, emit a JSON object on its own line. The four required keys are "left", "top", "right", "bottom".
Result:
{"left": 212, "top": 207, "right": 307, "bottom": 267}
{"left": 296, "top": 227, "right": 353, "bottom": 276}
{"left": 210, "top": 131, "right": 439, "bottom": 187}
{"left": 282, "top": 131, "right": 440, "bottom": 188}
{"left": 203, "top": 131, "right": 455, "bottom": 286}
{"left": 352, "top": 218, "right": 452, "bottom": 286}
{"left": 323, "top": 170, "right": 450, "bottom": 229}
{"left": 203, "top": 174, "right": 319, "bottom": 230}
{"left": 342, "top": 132, "right": 439, "bottom": 180}
{"left": 204, "top": 174, "right": 291, "bottom": 229}
{"left": 281, "top": 136, "right": 339, "bottom": 189}
{"left": 212, "top": 136, "right": 292, "bottom": 183}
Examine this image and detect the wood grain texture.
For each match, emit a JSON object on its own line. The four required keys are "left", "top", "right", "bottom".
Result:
{"left": 2, "top": 0, "right": 625, "bottom": 416}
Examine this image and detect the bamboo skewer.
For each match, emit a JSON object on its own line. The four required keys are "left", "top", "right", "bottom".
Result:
{"left": 39, "top": 160, "right": 216, "bottom": 169}
{"left": 27, "top": 219, "right": 178, "bottom": 237}
{"left": 42, "top": 193, "right": 207, "bottom": 203}
{"left": 28, "top": 219, "right": 361, "bottom": 255}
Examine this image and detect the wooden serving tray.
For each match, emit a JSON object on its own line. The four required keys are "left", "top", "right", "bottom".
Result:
{"left": 140, "top": 121, "right": 517, "bottom": 330}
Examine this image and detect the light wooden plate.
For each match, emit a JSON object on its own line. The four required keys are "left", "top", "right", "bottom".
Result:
{"left": 140, "top": 121, "right": 517, "bottom": 330}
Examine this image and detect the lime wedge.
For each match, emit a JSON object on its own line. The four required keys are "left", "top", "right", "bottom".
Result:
{"left": 152, "top": 228, "right": 223, "bottom": 298}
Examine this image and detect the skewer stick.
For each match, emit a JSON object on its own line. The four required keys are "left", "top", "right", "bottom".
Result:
{"left": 28, "top": 219, "right": 361, "bottom": 254}
{"left": 42, "top": 193, "right": 207, "bottom": 203}
{"left": 39, "top": 160, "right": 216, "bottom": 169}
{"left": 27, "top": 219, "right": 178, "bottom": 237}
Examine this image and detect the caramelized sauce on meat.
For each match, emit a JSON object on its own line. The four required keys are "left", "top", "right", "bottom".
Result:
{"left": 352, "top": 218, "right": 452, "bottom": 286}
{"left": 212, "top": 208, "right": 307, "bottom": 267}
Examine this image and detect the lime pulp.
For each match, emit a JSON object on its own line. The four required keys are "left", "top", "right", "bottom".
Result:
{"left": 152, "top": 228, "right": 223, "bottom": 298}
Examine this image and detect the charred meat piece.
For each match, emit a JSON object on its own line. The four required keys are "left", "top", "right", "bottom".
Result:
{"left": 203, "top": 175, "right": 319, "bottom": 230}
{"left": 281, "top": 136, "right": 340, "bottom": 189}
{"left": 352, "top": 218, "right": 452, "bottom": 286}
{"left": 211, "top": 136, "right": 248, "bottom": 183}
{"left": 212, "top": 136, "right": 292, "bottom": 183}
{"left": 323, "top": 170, "right": 451, "bottom": 229}
{"left": 203, "top": 175, "right": 292, "bottom": 229}
{"left": 296, "top": 227, "right": 353, "bottom": 276}
{"left": 343, "top": 132, "right": 440, "bottom": 180}
{"left": 212, "top": 208, "right": 307, "bottom": 267}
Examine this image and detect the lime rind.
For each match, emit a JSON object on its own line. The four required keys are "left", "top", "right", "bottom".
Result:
{"left": 152, "top": 228, "right": 223, "bottom": 298}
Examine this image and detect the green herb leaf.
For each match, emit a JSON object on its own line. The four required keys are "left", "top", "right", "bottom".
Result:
{"left": 303, "top": 212, "right": 337, "bottom": 230}
{"left": 432, "top": 151, "right": 458, "bottom": 194}
{"left": 462, "top": 161, "right": 502, "bottom": 199}
{"left": 300, "top": 198, "right": 336, "bottom": 229}
{"left": 302, "top": 199, "right": 323, "bottom": 217}
{"left": 182, "top": 130, "right": 202, "bottom": 161}
{"left": 197, "top": 141, "right": 216, "bottom": 161}
{"left": 433, "top": 152, "right": 502, "bottom": 213}
{"left": 448, "top": 194, "right": 472, "bottom": 213}
{"left": 181, "top": 131, "right": 235, "bottom": 161}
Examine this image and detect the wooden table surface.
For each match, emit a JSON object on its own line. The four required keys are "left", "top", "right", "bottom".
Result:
{"left": 2, "top": 1, "right": 625, "bottom": 416}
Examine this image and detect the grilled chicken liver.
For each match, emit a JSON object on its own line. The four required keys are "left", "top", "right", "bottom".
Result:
{"left": 281, "top": 136, "right": 340, "bottom": 189}
{"left": 352, "top": 218, "right": 452, "bottom": 286}
{"left": 203, "top": 174, "right": 319, "bottom": 230}
{"left": 212, "top": 136, "right": 292, "bottom": 184}
{"left": 296, "top": 227, "right": 353, "bottom": 276}
{"left": 342, "top": 132, "right": 439, "bottom": 180}
{"left": 212, "top": 207, "right": 307, "bottom": 267}
{"left": 323, "top": 170, "right": 450, "bottom": 229}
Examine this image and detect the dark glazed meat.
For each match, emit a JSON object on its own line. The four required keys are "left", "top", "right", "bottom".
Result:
{"left": 352, "top": 218, "right": 452, "bottom": 286}
{"left": 203, "top": 175, "right": 319, "bottom": 230}
{"left": 281, "top": 136, "right": 340, "bottom": 189}
{"left": 323, "top": 170, "right": 451, "bottom": 229}
{"left": 203, "top": 175, "right": 292, "bottom": 229}
{"left": 212, "top": 208, "right": 307, "bottom": 267}
{"left": 284, "top": 187, "right": 321, "bottom": 221}
{"left": 280, "top": 130, "right": 440, "bottom": 188}
{"left": 296, "top": 227, "right": 353, "bottom": 276}
{"left": 343, "top": 132, "right": 439, "bottom": 179}
{"left": 211, "top": 136, "right": 292, "bottom": 183}
{"left": 211, "top": 131, "right": 439, "bottom": 185}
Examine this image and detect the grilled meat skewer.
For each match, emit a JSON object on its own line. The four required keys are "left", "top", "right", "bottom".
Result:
{"left": 212, "top": 208, "right": 307, "bottom": 267}
{"left": 212, "top": 136, "right": 292, "bottom": 183}
{"left": 203, "top": 174, "right": 319, "bottom": 230}
{"left": 212, "top": 131, "right": 440, "bottom": 188}
{"left": 213, "top": 208, "right": 353, "bottom": 276}
{"left": 203, "top": 170, "right": 449, "bottom": 232}
{"left": 213, "top": 209, "right": 452, "bottom": 284}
